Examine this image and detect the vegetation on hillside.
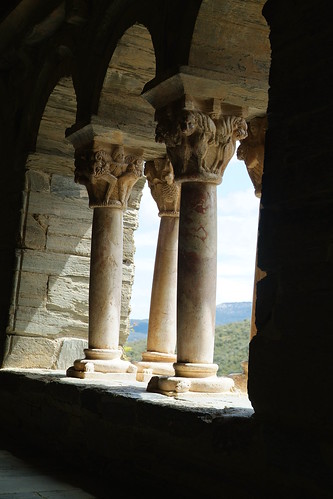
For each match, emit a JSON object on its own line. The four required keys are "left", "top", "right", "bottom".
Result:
{"left": 214, "top": 319, "right": 250, "bottom": 375}
{"left": 124, "top": 319, "right": 251, "bottom": 376}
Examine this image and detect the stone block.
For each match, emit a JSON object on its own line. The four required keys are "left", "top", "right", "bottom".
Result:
{"left": 48, "top": 215, "right": 92, "bottom": 238}
{"left": 46, "top": 232, "right": 91, "bottom": 256}
{"left": 28, "top": 191, "right": 92, "bottom": 221}
{"left": 25, "top": 170, "right": 51, "bottom": 192}
{"left": 56, "top": 338, "right": 88, "bottom": 370}
{"left": 13, "top": 306, "right": 88, "bottom": 337}
{"left": 24, "top": 214, "right": 47, "bottom": 249}
{"left": 2, "top": 336, "right": 60, "bottom": 368}
{"left": 16, "top": 271, "right": 48, "bottom": 308}
{"left": 123, "top": 208, "right": 139, "bottom": 229}
{"left": 26, "top": 152, "right": 74, "bottom": 175}
{"left": 20, "top": 249, "right": 90, "bottom": 277}
{"left": 51, "top": 174, "right": 88, "bottom": 199}
{"left": 47, "top": 275, "right": 89, "bottom": 316}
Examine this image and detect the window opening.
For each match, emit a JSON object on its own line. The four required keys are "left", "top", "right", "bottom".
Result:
{"left": 127, "top": 150, "right": 260, "bottom": 377}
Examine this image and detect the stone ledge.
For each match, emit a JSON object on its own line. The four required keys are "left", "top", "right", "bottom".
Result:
{"left": 0, "top": 367, "right": 253, "bottom": 415}
{"left": 1, "top": 368, "right": 330, "bottom": 498}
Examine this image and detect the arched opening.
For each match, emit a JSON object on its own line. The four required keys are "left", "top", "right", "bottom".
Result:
{"left": 189, "top": 0, "right": 270, "bottom": 120}
{"left": 127, "top": 149, "right": 260, "bottom": 379}
{"left": 92, "top": 23, "right": 157, "bottom": 347}
{"left": 3, "top": 77, "right": 91, "bottom": 369}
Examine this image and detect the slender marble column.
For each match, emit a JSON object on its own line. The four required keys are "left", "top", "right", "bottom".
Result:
{"left": 135, "top": 158, "right": 180, "bottom": 380}
{"left": 67, "top": 143, "right": 143, "bottom": 379}
{"left": 147, "top": 104, "right": 248, "bottom": 394}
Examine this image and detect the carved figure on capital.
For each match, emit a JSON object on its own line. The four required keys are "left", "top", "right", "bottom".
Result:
{"left": 155, "top": 109, "right": 216, "bottom": 179}
{"left": 155, "top": 109, "right": 248, "bottom": 183}
{"left": 118, "top": 156, "right": 144, "bottom": 206}
{"left": 74, "top": 145, "right": 143, "bottom": 208}
{"left": 236, "top": 116, "right": 267, "bottom": 197}
{"left": 144, "top": 158, "right": 180, "bottom": 215}
{"left": 211, "top": 116, "right": 248, "bottom": 176}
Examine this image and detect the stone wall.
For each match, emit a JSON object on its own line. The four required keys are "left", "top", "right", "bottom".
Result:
{"left": 248, "top": 0, "right": 333, "bottom": 431}
{"left": 3, "top": 166, "right": 143, "bottom": 369}
{"left": 2, "top": 77, "right": 144, "bottom": 370}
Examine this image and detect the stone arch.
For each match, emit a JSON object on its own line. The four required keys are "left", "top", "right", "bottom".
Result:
{"left": 91, "top": 23, "right": 160, "bottom": 341}
{"left": 94, "top": 22, "right": 162, "bottom": 161}
{"left": 188, "top": 0, "right": 270, "bottom": 117}
{"left": 3, "top": 76, "right": 92, "bottom": 370}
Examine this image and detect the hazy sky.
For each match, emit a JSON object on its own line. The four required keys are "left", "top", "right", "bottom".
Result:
{"left": 130, "top": 151, "right": 260, "bottom": 319}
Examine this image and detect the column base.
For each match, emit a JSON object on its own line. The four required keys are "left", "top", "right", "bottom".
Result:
{"left": 147, "top": 374, "right": 235, "bottom": 395}
{"left": 66, "top": 364, "right": 137, "bottom": 381}
{"left": 134, "top": 351, "right": 176, "bottom": 381}
{"left": 134, "top": 361, "right": 175, "bottom": 382}
{"left": 66, "top": 347, "right": 137, "bottom": 380}
{"left": 174, "top": 362, "right": 219, "bottom": 378}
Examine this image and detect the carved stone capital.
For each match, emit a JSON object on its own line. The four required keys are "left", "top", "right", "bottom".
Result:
{"left": 74, "top": 144, "right": 143, "bottom": 208}
{"left": 237, "top": 116, "right": 267, "bottom": 198}
{"left": 155, "top": 106, "right": 247, "bottom": 184}
{"left": 144, "top": 158, "right": 180, "bottom": 216}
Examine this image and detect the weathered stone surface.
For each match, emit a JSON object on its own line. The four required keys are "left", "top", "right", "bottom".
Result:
{"left": 123, "top": 228, "right": 135, "bottom": 263}
{"left": 24, "top": 214, "right": 47, "bottom": 249}
{"left": 51, "top": 174, "right": 88, "bottom": 199}
{"left": 46, "top": 232, "right": 91, "bottom": 256}
{"left": 48, "top": 216, "right": 92, "bottom": 240}
{"left": 127, "top": 176, "right": 146, "bottom": 209}
{"left": 47, "top": 276, "right": 89, "bottom": 316}
{"left": 26, "top": 170, "right": 51, "bottom": 192}
{"left": 3, "top": 336, "right": 87, "bottom": 370}
{"left": 20, "top": 249, "right": 90, "bottom": 277}
{"left": 15, "top": 271, "right": 48, "bottom": 308}
{"left": 28, "top": 191, "right": 92, "bottom": 221}
{"left": 26, "top": 152, "right": 75, "bottom": 176}
{"left": 123, "top": 208, "right": 140, "bottom": 229}
{"left": 3, "top": 336, "right": 60, "bottom": 368}
{"left": 12, "top": 306, "right": 88, "bottom": 337}
{"left": 55, "top": 338, "right": 88, "bottom": 370}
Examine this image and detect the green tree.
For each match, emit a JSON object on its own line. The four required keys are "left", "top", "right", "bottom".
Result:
{"left": 125, "top": 319, "right": 251, "bottom": 376}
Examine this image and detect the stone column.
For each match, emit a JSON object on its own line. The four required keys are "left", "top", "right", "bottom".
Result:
{"left": 148, "top": 102, "right": 248, "bottom": 394}
{"left": 135, "top": 158, "right": 180, "bottom": 381}
{"left": 237, "top": 115, "right": 267, "bottom": 340}
{"left": 66, "top": 142, "right": 143, "bottom": 379}
{"left": 229, "top": 116, "right": 267, "bottom": 391}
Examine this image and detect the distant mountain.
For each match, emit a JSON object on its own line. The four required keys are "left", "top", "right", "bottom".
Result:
{"left": 128, "top": 319, "right": 149, "bottom": 342}
{"left": 128, "top": 302, "right": 252, "bottom": 342}
{"left": 215, "top": 302, "right": 252, "bottom": 325}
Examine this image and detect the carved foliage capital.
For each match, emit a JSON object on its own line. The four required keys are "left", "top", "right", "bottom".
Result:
{"left": 236, "top": 116, "right": 267, "bottom": 198}
{"left": 74, "top": 145, "right": 143, "bottom": 208}
{"left": 155, "top": 107, "right": 247, "bottom": 184}
{"left": 144, "top": 158, "right": 180, "bottom": 216}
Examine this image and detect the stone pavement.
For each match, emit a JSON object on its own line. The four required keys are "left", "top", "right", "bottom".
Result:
{"left": 0, "top": 447, "right": 96, "bottom": 498}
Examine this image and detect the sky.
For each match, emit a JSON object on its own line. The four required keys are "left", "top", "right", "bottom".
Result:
{"left": 130, "top": 150, "right": 260, "bottom": 319}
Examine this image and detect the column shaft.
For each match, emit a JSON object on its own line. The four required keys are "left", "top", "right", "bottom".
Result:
{"left": 89, "top": 207, "right": 123, "bottom": 350}
{"left": 146, "top": 215, "right": 178, "bottom": 354}
{"left": 176, "top": 182, "right": 217, "bottom": 365}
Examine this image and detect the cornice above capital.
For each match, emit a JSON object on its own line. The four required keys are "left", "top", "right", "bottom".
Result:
{"left": 142, "top": 65, "right": 265, "bottom": 119}
{"left": 65, "top": 120, "right": 124, "bottom": 151}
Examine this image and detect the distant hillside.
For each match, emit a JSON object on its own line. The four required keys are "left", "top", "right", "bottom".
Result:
{"left": 128, "top": 319, "right": 149, "bottom": 342}
{"left": 128, "top": 302, "right": 252, "bottom": 342}
{"left": 125, "top": 318, "right": 251, "bottom": 376}
{"left": 215, "top": 302, "right": 252, "bottom": 325}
